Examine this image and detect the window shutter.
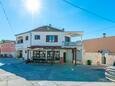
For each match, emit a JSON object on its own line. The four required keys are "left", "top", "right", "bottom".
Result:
{"left": 46, "top": 35, "right": 49, "bottom": 42}
{"left": 55, "top": 35, "right": 58, "bottom": 42}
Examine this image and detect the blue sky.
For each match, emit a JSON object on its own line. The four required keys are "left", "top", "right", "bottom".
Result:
{"left": 0, "top": 0, "right": 115, "bottom": 40}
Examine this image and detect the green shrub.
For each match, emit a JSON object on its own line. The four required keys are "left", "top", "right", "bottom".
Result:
{"left": 86, "top": 60, "right": 92, "bottom": 65}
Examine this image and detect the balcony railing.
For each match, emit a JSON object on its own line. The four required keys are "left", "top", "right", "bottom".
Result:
{"left": 62, "top": 41, "right": 82, "bottom": 48}
{"left": 63, "top": 42, "right": 76, "bottom": 46}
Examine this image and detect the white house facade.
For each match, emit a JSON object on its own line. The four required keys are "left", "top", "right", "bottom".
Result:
{"left": 15, "top": 25, "right": 83, "bottom": 64}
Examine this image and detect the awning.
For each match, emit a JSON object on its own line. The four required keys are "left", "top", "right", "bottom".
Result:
{"left": 28, "top": 46, "right": 62, "bottom": 49}
{"left": 65, "top": 31, "right": 83, "bottom": 37}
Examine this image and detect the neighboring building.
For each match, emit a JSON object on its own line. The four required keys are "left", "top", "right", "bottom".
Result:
{"left": 0, "top": 40, "right": 16, "bottom": 57}
{"left": 83, "top": 36, "right": 115, "bottom": 66}
{"left": 15, "top": 25, "right": 83, "bottom": 64}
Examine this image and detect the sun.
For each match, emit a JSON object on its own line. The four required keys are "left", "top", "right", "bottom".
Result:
{"left": 24, "top": 0, "right": 41, "bottom": 15}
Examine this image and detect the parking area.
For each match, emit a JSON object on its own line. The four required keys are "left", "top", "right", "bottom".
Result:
{"left": 0, "top": 58, "right": 109, "bottom": 82}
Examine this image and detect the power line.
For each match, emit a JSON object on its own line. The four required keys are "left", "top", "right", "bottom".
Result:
{"left": 62, "top": 0, "right": 115, "bottom": 23}
{"left": 0, "top": 1, "right": 14, "bottom": 32}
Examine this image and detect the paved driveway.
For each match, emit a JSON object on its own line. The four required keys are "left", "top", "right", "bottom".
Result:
{"left": 0, "top": 58, "right": 109, "bottom": 82}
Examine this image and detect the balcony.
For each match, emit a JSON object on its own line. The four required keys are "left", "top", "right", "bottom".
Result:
{"left": 62, "top": 41, "right": 82, "bottom": 48}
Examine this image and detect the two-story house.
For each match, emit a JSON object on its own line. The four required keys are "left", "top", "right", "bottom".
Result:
{"left": 15, "top": 25, "right": 83, "bottom": 64}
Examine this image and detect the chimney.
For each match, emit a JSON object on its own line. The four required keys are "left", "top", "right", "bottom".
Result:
{"left": 49, "top": 24, "right": 52, "bottom": 27}
{"left": 62, "top": 28, "right": 64, "bottom": 31}
{"left": 103, "top": 33, "right": 106, "bottom": 38}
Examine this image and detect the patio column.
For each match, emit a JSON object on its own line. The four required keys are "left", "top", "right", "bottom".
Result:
{"left": 80, "top": 35, "right": 83, "bottom": 42}
{"left": 46, "top": 50, "right": 47, "bottom": 61}
{"left": 27, "top": 50, "right": 29, "bottom": 60}
{"left": 81, "top": 35, "right": 83, "bottom": 63}
{"left": 72, "top": 49, "right": 74, "bottom": 64}
{"left": 72, "top": 48, "right": 77, "bottom": 65}
{"left": 75, "top": 48, "right": 77, "bottom": 65}
{"left": 29, "top": 50, "right": 31, "bottom": 60}
{"left": 30, "top": 50, "right": 33, "bottom": 60}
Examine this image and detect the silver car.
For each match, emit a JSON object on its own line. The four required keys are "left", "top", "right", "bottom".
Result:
{"left": 105, "top": 66, "right": 115, "bottom": 82}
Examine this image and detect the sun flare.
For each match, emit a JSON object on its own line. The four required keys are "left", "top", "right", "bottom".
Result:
{"left": 24, "top": 0, "right": 41, "bottom": 15}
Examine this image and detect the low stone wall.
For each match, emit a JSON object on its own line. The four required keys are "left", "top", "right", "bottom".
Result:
{"left": 106, "top": 55, "right": 115, "bottom": 65}
{"left": 83, "top": 52, "right": 115, "bottom": 66}
{"left": 83, "top": 52, "right": 102, "bottom": 65}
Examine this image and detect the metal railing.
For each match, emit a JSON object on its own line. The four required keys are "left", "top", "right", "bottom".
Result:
{"left": 105, "top": 66, "right": 115, "bottom": 82}
{"left": 62, "top": 41, "right": 82, "bottom": 47}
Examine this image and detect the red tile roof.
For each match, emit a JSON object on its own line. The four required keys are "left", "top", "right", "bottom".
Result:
{"left": 83, "top": 36, "right": 115, "bottom": 53}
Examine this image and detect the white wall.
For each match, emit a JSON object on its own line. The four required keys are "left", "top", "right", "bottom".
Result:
{"left": 31, "top": 32, "right": 64, "bottom": 46}
{"left": 16, "top": 32, "right": 65, "bottom": 49}
{"left": 16, "top": 33, "right": 31, "bottom": 49}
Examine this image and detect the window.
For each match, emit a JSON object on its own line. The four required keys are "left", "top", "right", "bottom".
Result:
{"left": 17, "top": 40, "right": 20, "bottom": 44}
{"left": 46, "top": 35, "right": 58, "bottom": 42}
{"left": 25, "top": 36, "right": 28, "bottom": 40}
{"left": 17, "top": 39, "right": 23, "bottom": 44}
{"left": 65, "top": 36, "right": 70, "bottom": 42}
{"left": 20, "top": 39, "right": 23, "bottom": 43}
{"left": 47, "top": 51, "right": 60, "bottom": 60}
{"left": 35, "top": 35, "right": 40, "bottom": 40}
{"left": 17, "top": 36, "right": 23, "bottom": 44}
{"left": 18, "top": 50, "right": 23, "bottom": 58}
{"left": 33, "top": 50, "right": 46, "bottom": 59}
{"left": 25, "top": 50, "right": 27, "bottom": 53}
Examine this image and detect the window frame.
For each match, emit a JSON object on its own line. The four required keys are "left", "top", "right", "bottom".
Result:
{"left": 34, "top": 35, "right": 40, "bottom": 40}
{"left": 25, "top": 36, "right": 29, "bottom": 41}
{"left": 46, "top": 35, "right": 58, "bottom": 42}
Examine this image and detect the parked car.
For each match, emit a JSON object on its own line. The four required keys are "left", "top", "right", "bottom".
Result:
{"left": 105, "top": 66, "right": 115, "bottom": 82}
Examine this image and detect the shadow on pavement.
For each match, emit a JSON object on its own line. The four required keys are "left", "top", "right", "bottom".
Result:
{"left": 0, "top": 58, "right": 110, "bottom": 82}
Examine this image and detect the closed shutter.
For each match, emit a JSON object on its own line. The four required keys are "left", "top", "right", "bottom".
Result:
{"left": 46, "top": 35, "right": 49, "bottom": 42}
{"left": 55, "top": 35, "right": 58, "bottom": 42}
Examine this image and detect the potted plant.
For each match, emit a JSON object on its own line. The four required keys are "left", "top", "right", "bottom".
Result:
{"left": 87, "top": 60, "right": 92, "bottom": 65}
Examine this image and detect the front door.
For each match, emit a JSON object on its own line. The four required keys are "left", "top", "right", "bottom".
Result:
{"left": 102, "top": 56, "right": 106, "bottom": 64}
{"left": 63, "top": 52, "right": 66, "bottom": 63}
{"left": 17, "top": 50, "right": 23, "bottom": 58}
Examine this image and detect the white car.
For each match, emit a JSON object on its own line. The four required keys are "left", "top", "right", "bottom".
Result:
{"left": 105, "top": 66, "right": 115, "bottom": 82}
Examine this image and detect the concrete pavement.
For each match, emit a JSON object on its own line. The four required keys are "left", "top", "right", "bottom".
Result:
{"left": 0, "top": 58, "right": 115, "bottom": 86}
{"left": 0, "top": 69, "right": 31, "bottom": 86}
{"left": 0, "top": 69, "right": 115, "bottom": 86}
{"left": 30, "top": 81, "right": 115, "bottom": 86}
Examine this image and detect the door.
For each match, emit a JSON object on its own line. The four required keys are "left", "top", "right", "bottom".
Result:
{"left": 17, "top": 50, "right": 23, "bottom": 58}
{"left": 63, "top": 52, "right": 66, "bottom": 63}
{"left": 102, "top": 56, "right": 106, "bottom": 64}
